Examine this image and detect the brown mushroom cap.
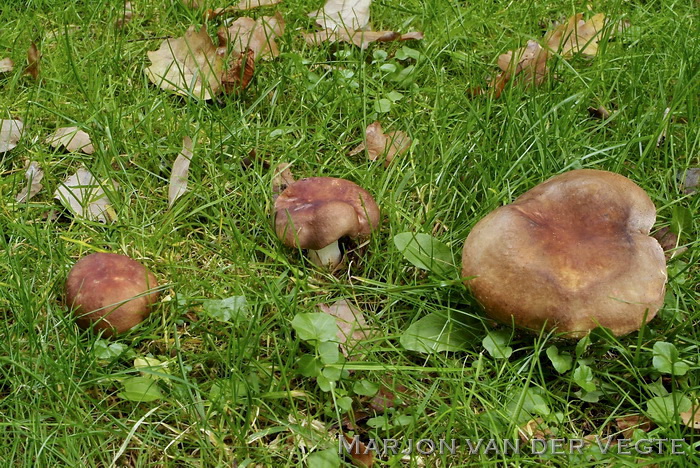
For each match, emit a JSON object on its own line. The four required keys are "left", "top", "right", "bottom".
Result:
{"left": 462, "top": 169, "right": 667, "bottom": 337}
{"left": 274, "top": 177, "right": 380, "bottom": 250}
{"left": 65, "top": 253, "right": 160, "bottom": 336}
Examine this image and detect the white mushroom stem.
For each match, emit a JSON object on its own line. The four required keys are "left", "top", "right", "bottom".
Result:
{"left": 308, "top": 241, "right": 342, "bottom": 269}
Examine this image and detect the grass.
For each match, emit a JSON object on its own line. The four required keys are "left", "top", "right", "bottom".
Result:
{"left": 0, "top": 0, "right": 698, "bottom": 466}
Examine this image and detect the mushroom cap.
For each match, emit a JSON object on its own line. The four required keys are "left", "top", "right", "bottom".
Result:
{"left": 461, "top": 169, "right": 667, "bottom": 337}
{"left": 65, "top": 253, "right": 160, "bottom": 336}
{"left": 274, "top": 177, "right": 380, "bottom": 250}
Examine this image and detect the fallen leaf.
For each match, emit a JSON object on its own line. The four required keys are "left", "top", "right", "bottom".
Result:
{"left": 145, "top": 26, "right": 224, "bottom": 100}
{"left": 168, "top": 136, "right": 194, "bottom": 207}
{"left": 678, "top": 168, "right": 699, "bottom": 195}
{"left": 368, "top": 384, "right": 405, "bottom": 413}
{"left": 45, "top": 127, "right": 95, "bottom": 154}
{"left": 587, "top": 105, "right": 611, "bottom": 120}
{"left": 342, "top": 434, "right": 374, "bottom": 467}
{"left": 318, "top": 299, "right": 374, "bottom": 357}
{"left": 181, "top": 0, "right": 201, "bottom": 7}
{"left": 680, "top": 402, "right": 700, "bottom": 430}
{"left": 652, "top": 226, "right": 687, "bottom": 259}
{"left": 25, "top": 42, "right": 40, "bottom": 79}
{"left": 115, "top": 1, "right": 133, "bottom": 28}
{"left": 221, "top": 48, "right": 255, "bottom": 92}
{"left": 657, "top": 107, "right": 671, "bottom": 147}
{"left": 350, "top": 121, "right": 411, "bottom": 167}
{"left": 271, "top": 162, "right": 294, "bottom": 199}
{"left": 15, "top": 162, "right": 44, "bottom": 202}
{"left": 491, "top": 40, "right": 550, "bottom": 97}
{"left": 54, "top": 167, "right": 117, "bottom": 223}
{"left": 615, "top": 414, "right": 653, "bottom": 439}
{"left": 204, "top": 0, "right": 283, "bottom": 20}
{"left": 0, "top": 57, "right": 13, "bottom": 73}
{"left": 0, "top": 119, "right": 24, "bottom": 153}
{"left": 303, "top": 29, "right": 423, "bottom": 49}
{"left": 518, "top": 418, "right": 554, "bottom": 443}
{"left": 218, "top": 12, "right": 285, "bottom": 60}
{"left": 309, "top": 0, "right": 371, "bottom": 32}
{"left": 545, "top": 13, "right": 606, "bottom": 57}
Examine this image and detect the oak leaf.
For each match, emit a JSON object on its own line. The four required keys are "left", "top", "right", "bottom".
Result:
{"left": 0, "top": 119, "right": 23, "bottom": 153}
{"left": 54, "top": 167, "right": 117, "bottom": 223}
{"left": 309, "top": 0, "right": 371, "bottom": 32}
{"left": 350, "top": 121, "right": 410, "bottom": 167}
{"left": 545, "top": 13, "right": 606, "bottom": 57}
{"left": 217, "top": 12, "right": 285, "bottom": 60}
{"left": 15, "top": 162, "right": 44, "bottom": 203}
{"left": 318, "top": 299, "right": 374, "bottom": 357}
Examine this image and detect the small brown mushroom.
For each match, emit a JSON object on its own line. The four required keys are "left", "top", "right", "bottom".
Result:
{"left": 462, "top": 169, "right": 667, "bottom": 337}
{"left": 65, "top": 253, "right": 160, "bottom": 336}
{"left": 274, "top": 177, "right": 380, "bottom": 268}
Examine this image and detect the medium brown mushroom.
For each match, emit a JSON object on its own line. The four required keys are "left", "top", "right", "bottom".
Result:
{"left": 274, "top": 177, "right": 380, "bottom": 268}
{"left": 462, "top": 169, "right": 667, "bottom": 337}
{"left": 65, "top": 253, "right": 160, "bottom": 336}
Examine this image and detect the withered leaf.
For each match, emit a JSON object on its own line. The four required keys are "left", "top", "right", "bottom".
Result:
{"left": 0, "top": 119, "right": 24, "bottom": 153}
{"left": 0, "top": 57, "right": 13, "bottom": 73}
{"left": 205, "top": 0, "right": 283, "bottom": 20}
{"left": 680, "top": 402, "right": 700, "bottom": 430}
{"left": 54, "top": 167, "right": 117, "bottom": 223}
{"left": 145, "top": 26, "right": 223, "bottom": 100}
{"left": 25, "top": 42, "right": 40, "bottom": 79}
{"left": 518, "top": 418, "right": 553, "bottom": 443}
{"left": 342, "top": 434, "right": 374, "bottom": 467}
{"left": 545, "top": 13, "right": 606, "bottom": 57}
{"left": 303, "top": 29, "right": 423, "bottom": 49}
{"left": 45, "top": 127, "right": 95, "bottom": 154}
{"left": 587, "top": 105, "right": 611, "bottom": 120}
{"left": 491, "top": 40, "right": 549, "bottom": 97}
{"left": 15, "top": 162, "right": 44, "bottom": 202}
{"left": 309, "top": 0, "right": 371, "bottom": 32}
{"left": 115, "top": 1, "right": 133, "bottom": 29}
{"left": 679, "top": 168, "right": 699, "bottom": 195}
{"left": 218, "top": 12, "right": 285, "bottom": 60}
{"left": 368, "top": 384, "right": 405, "bottom": 413}
{"left": 168, "top": 136, "right": 194, "bottom": 208}
{"left": 350, "top": 121, "right": 411, "bottom": 167}
{"left": 271, "top": 162, "right": 295, "bottom": 199}
{"left": 318, "top": 299, "right": 374, "bottom": 357}
{"left": 615, "top": 414, "right": 653, "bottom": 439}
{"left": 652, "top": 227, "right": 687, "bottom": 259}
{"left": 221, "top": 48, "right": 255, "bottom": 92}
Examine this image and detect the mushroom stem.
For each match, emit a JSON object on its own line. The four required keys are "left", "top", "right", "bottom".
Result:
{"left": 308, "top": 241, "right": 342, "bottom": 268}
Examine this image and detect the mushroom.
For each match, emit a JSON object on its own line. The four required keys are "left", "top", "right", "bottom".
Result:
{"left": 274, "top": 177, "right": 380, "bottom": 268}
{"left": 461, "top": 169, "right": 667, "bottom": 337}
{"left": 65, "top": 253, "right": 160, "bottom": 336}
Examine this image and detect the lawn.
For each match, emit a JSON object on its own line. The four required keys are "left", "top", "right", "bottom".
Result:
{"left": 0, "top": 0, "right": 698, "bottom": 466}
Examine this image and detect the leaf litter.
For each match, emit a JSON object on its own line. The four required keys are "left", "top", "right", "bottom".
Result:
{"left": 349, "top": 121, "right": 411, "bottom": 167}
{"left": 45, "top": 127, "right": 95, "bottom": 154}
{"left": 318, "top": 299, "right": 375, "bottom": 358}
{"left": 168, "top": 136, "right": 195, "bottom": 207}
{"left": 54, "top": 167, "right": 117, "bottom": 223}
{"left": 15, "top": 162, "right": 44, "bottom": 203}
{"left": 0, "top": 119, "right": 23, "bottom": 153}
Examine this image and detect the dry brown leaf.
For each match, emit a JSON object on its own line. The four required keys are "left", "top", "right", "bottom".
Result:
{"left": 615, "top": 414, "right": 653, "bottom": 439}
{"left": 680, "top": 402, "right": 700, "bottom": 430}
{"left": 309, "top": 0, "right": 371, "bottom": 32}
{"left": 0, "top": 119, "right": 24, "bottom": 153}
{"left": 54, "top": 167, "right": 117, "bottom": 223}
{"left": 181, "top": 0, "right": 201, "bottom": 7}
{"left": 116, "top": 1, "right": 133, "bottom": 28}
{"left": 221, "top": 48, "right": 255, "bottom": 91}
{"left": 368, "top": 384, "right": 405, "bottom": 413}
{"left": 15, "top": 162, "right": 44, "bottom": 203}
{"left": 0, "top": 57, "right": 13, "bottom": 73}
{"left": 491, "top": 40, "right": 550, "bottom": 97}
{"left": 145, "top": 26, "right": 223, "bottom": 100}
{"left": 303, "top": 28, "right": 423, "bottom": 49}
{"left": 679, "top": 168, "right": 699, "bottom": 195}
{"left": 168, "top": 136, "right": 194, "bottom": 208}
{"left": 588, "top": 105, "right": 611, "bottom": 120}
{"left": 318, "top": 299, "right": 374, "bottom": 357}
{"left": 271, "top": 162, "right": 295, "bottom": 199}
{"left": 350, "top": 121, "right": 410, "bottom": 167}
{"left": 218, "top": 12, "right": 285, "bottom": 60}
{"left": 545, "top": 13, "right": 606, "bottom": 57}
{"left": 25, "top": 42, "right": 40, "bottom": 79}
{"left": 653, "top": 226, "right": 687, "bottom": 259}
{"left": 204, "top": 0, "right": 283, "bottom": 20}
{"left": 45, "top": 127, "right": 95, "bottom": 154}
{"left": 518, "top": 417, "right": 554, "bottom": 443}
{"left": 342, "top": 434, "right": 374, "bottom": 467}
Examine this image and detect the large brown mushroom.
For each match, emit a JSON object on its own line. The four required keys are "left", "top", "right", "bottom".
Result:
{"left": 274, "top": 177, "right": 380, "bottom": 268}
{"left": 462, "top": 169, "right": 667, "bottom": 337}
{"left": 65, "top": 253, "right": 160, "bottom": 336}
